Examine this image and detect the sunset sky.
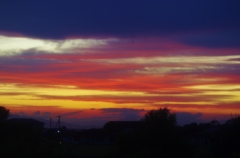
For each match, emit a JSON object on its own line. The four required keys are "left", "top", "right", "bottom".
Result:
{"left": 0, "top": 0, "right": 240, "bottom": 127}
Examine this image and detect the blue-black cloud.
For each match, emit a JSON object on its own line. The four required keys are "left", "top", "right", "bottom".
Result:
{"left": 101, "top": 108, "right": 145, "bottom": 121}
{"left": 0, "top": 0, "right": 239, "bottom": 41}
{"left": 176, "top": 112, "right": 202, "bottom": 126}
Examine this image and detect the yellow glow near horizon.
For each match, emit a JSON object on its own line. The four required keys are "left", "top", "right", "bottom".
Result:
{"left": 1, "top": 83, "right": 239, "bottom": 109}
{"left": 186, "top": 84, "right": 240, "bottom": 103}
{"left": 0, "top": 83, "right": 158, "bottom": 109}
{"left": 0, "top": 83, "right": 153, "bottom": 97}
{"left": 0, "top": 95, "right": 117, "bottom": 109}
{"left": 188, "top": 84, "right": 240, "bottom": 90}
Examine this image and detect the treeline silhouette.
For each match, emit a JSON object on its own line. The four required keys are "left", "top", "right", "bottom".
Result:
{"left": 114, "top": 109, "right": 240, "bottom": 158}
{"left": 0, "top": 106, "right": 240, "bottom": 158}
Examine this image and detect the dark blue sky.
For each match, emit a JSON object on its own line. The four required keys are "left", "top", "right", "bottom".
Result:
{"left": 0, "top": 0, "right": 240, "bottom": 48}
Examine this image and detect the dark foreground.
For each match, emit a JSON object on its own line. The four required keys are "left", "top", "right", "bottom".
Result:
{"left": 0, "top": 110, "right": 240, "bottom": 158}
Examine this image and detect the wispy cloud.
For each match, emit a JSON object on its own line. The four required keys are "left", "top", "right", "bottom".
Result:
{"left": 0, "top": 35, "right": 117, "bottom": 56}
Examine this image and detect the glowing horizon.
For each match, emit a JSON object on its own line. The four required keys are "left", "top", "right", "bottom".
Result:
{"left": 1, "top": 35, "right": 239, "bottom": 126}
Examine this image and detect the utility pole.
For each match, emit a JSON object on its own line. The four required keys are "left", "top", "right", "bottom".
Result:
{"left": 56, "top": 115, "right": 61, "bottom": 130}
{"left": 50, "top": 117, "right": 52, "bottom": 129}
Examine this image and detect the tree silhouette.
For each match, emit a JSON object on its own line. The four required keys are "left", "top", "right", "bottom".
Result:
{"left": 142, "top": 108, "right": 177, "bottom": 145}
{"left": 143, "top": 107, "right": 177, "bottom": 128}
{"left": 139, "top": 108, "right": 193, "bottom": 158}
{"left": 0, "top": 106, "right": 10, "bottom": 121}
{"left": 115, "top": 108, "right": 179, "bottom": 157}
